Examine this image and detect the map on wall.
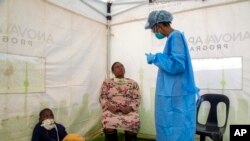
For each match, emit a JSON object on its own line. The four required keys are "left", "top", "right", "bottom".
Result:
{"left": 0, "top": 53, "right": 45, "bottom": 93}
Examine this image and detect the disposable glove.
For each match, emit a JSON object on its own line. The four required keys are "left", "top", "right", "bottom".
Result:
{"left": 145, "top": 53, "right": 155, "bottom": 64}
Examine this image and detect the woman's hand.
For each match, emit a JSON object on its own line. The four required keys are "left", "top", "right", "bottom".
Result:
{"left": 120, "top": 106, "right": 133, "bottom": 115}
{"left": 107, "top": 104, "right": 118, "bottom": 114}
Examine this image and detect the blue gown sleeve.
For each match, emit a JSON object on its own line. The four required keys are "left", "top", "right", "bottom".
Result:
{"left": 153, "top": 32, "right": 186, "bottom": 74}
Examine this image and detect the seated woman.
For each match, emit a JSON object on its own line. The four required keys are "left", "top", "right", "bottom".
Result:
{"left": 31, "top": 108, "right": 68, "bottom": 141}
{"left": 99, "top": 62, "right": 141, "bottom": 141}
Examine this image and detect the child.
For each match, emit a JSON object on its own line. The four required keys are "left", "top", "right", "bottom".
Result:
{"left": 31, "top": 108, "right": 67, "bottom": 141}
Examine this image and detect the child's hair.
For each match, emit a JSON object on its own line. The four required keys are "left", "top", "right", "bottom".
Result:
{"left": 39, "top": 108, "right": 53, "bottom": 117}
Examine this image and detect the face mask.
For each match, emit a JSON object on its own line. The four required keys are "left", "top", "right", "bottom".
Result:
{"left": 41, "top": 119, "right": 55, "bottom": 130}
{"left": 155, "top": 33, "right": 165, "bottom": 39}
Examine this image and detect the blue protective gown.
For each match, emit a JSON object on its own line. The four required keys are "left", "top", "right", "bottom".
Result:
{"left": 152, "top": 30, "right": 199, "bottom": 141}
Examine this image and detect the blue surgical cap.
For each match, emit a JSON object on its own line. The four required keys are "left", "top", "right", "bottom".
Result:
{"left": 145, "top": 10, "right": 173, "bottom": 29}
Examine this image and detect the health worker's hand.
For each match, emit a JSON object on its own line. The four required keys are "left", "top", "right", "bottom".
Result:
{"left": 145, "top": 53, "right": 155, "bottom": 64}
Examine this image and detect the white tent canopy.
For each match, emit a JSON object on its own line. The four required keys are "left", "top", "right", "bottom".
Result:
{"left": 0, "top": 0, "right": 250, "bottom": 140}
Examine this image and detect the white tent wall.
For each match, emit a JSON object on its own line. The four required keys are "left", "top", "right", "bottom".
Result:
{"left": 0, "top": 0, "right": 107, "bottom": 140}
{"left": 110, "top": 0, "right": 250, "bottom": 140}
{"left": 0, "top": 0, "right": 250, "bottom": 140}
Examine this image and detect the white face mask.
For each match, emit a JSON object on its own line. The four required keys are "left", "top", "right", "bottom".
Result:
{"left": 41, "top": 119, "right": 55, "bottom": 130}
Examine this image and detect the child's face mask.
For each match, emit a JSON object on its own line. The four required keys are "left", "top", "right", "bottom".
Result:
{"left": 41, "top": 119, "right": 55, "bottom": 130}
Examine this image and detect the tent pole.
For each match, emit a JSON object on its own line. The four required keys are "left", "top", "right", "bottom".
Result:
{"left": 107, "top": 20, "right": 111, "bottom": 79}
{"left": 107, "top": 2, "right": 112, "bottom": 79}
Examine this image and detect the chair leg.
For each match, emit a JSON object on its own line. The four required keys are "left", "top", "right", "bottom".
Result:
{"left": 213, "top": 135, "right": 222, "bottom": 141}
{"left": 200, "top": 135, "right": 205, "bottom": 141}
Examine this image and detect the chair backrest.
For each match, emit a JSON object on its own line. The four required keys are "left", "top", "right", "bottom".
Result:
{"left": 196, "top": 93, "right": 230, "bottom": 129}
